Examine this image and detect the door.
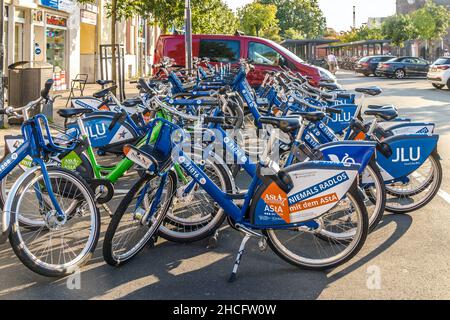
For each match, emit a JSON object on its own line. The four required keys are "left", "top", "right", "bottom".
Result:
{"left": 247, "top": 41, "right": 285, "bottom": 86}
{"left": 415, "top": 58, "right": 430, "bottom": 77}
{"left": 402, "top": 58, "right": 417, "bottom": 76}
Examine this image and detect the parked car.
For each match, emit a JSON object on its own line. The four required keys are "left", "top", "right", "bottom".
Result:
{"left": 355, "top": 55, "right": 395, "bottom": 76}
{"left": 376, "top": 56, "right": 430, "bottom": 79}
{"left": 154, "top": 34, "right": 335, "bottom": 86}
{"left": 427, "top": 57, "right": 450, "bottom": 90}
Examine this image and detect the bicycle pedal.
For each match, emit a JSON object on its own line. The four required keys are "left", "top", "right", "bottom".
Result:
{"left": 206, "top": 230, "right": 220, "bottom": 249}
{"left": 102, "top": 203, "right": 114, "bottom": 217}
{"left": 258, "top": 237, "right": 267, "bottom": 252}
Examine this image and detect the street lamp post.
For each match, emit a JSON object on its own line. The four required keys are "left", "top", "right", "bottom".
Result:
{"left": 185, "top": 0, "right": 193, "bottom": 74}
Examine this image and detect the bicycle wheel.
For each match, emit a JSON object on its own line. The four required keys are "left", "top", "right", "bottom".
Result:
{"left": 384, "top": 151, "right": 442, "bottom": 213}
{"left": 8, "top": 167, "right": 100, "bottom": 277}
{"left": 158, "top": 149, "right": 232, "bottom": 243}
{"left": 359, "top": 161, "right": 386, "bottom": 232}
{"left": 0, "top": 151, "right": 94, "bottom": 229}
{"left": 103, "top": 170, "right": 176, "bottom": 266}
{"left": 263, "top": 187, "right": 368, "bottom": 270}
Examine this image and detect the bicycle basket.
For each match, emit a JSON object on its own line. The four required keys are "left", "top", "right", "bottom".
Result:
{"left": 140, "top": 119, "right": 181, "bottom": 171}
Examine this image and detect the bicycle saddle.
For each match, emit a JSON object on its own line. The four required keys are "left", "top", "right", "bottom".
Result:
{"left": 355, "top": 86, "right": 382, "bottom": 96}
{"left": 289, "top": 111, "right": 326, "bottom": 122}
{"left": 123, "top": 97, "right": 142, "bottom": 108}
{"left": 364, "top": 107, "right": 398, "bottom": 121}
{"left": 367, "top": 104, "right": 397, "bottom": 111}
{"left": 259, "top": 116, "right": 301, "bottom": 133}
{"left": 319, "top": 82, "right": 339, "bottom": 91}
{"left": 93, "top": 85, "right": 117, "bottom": 99}
{"left": 58, "top": 108, "right": 93, "bottom": 118}
{"left": 336, "top": 92, "right": 353, "bottom": 99}
{"left": 96, "top": 80, "right": 114, "bottom": 87}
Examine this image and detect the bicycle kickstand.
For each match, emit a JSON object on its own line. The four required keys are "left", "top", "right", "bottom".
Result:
{"left": 228, "top": 234, "right": 251, "bottom": 283}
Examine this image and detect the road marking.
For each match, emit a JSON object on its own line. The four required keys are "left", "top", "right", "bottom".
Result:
{"left": 412, "top": 172, "right": 450, "bottom": 204}
{"left": 437, "top": 189, "right": 450, "bottom": 204}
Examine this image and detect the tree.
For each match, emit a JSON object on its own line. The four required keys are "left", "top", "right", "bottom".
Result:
{"left": 238, "top": 2, "right": 280, "bottom": 40}
{"left": 411, "top": 0, "right": 450, "bottom": 58}
{"left": 381, "top": 14, "right": 417, "bottom": 47}
{"left": 259, "top": 0, "right": 326, "bottom": 38}
{"left": 283, "top": 28, "right": 305, "bottom": 40}
{"left": 357, "top": 25, "right": 384, "bottom": 41}
{"left": 189, "top": 0, "right": 239, "bottom": 34}
{"left": 140, "top": 0, "right": 238, "bottom": 35}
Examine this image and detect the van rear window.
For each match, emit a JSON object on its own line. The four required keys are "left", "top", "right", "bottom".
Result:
{"left": 199, "top": 40, "right": 240, "bottom": 63}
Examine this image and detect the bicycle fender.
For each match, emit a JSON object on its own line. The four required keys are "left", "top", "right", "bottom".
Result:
{"left": 376, "top": 134, "right": 439, "bottom": 182}
{"left": 250, "top": 161, "right": 360, "bottom": 227}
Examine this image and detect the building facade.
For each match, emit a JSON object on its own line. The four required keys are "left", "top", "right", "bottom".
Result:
{"left": 3, "top": 0, "right": 160, "bottom": 90}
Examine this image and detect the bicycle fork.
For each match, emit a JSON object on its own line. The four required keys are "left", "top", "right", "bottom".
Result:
{"left": 228, "top": 224, "right": 267, "bottom": 283}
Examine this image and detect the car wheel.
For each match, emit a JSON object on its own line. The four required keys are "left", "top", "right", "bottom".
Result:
{"left": 395, "top": 69, "right": 406, "bottom": 79}
{"left": 363, "top": 73, "right": 371, "bottom": 77}
{"left": 432, "top": 83, "right": 445, "bottom": 89}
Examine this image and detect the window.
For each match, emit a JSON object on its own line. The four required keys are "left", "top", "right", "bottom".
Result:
{"left": 370, "top": 57, "right": 381, "bottom": 63}
{"left": 416, "top": 59, "right": 428, "bottom": 65}
{"left": 248, "top": 42, "right": 283, "bottom": 66}
{"left": 199, "top": 40, "right": 240, "bottom": 63}
{"left": 434, "top": 58, "right": 450, "bottom": 65}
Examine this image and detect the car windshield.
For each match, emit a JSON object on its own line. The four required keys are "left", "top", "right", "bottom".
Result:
{"left": 434, "top": 58, "right": 450, "bottom": 65}
{"left": 359, "top": 57, "right": 371, "bottom": 62}
{"left": 266, "top": 39, "right": 305, "bottom": 63}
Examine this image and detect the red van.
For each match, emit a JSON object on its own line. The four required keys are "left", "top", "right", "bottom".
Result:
{"left": 154, "top": 34, "right": 325, "bottom": 86}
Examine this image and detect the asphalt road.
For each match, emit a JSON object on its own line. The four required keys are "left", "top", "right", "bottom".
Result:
{"left": 0, "top": 72, "right": 449, "bottom": 300}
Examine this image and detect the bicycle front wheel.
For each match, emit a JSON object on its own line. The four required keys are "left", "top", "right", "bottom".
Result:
{"left": 8, "top": 167, "right": 100, "bottom": 277}
{"left": 103, "top": 170, "right": 176, "bottom": 267}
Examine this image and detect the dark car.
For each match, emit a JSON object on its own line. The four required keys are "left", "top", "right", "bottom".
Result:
{"left": 376, "top": 56, "right": 430, "bottom": 79}
{"left": 355, "top": 55, "right": 395, "bottom": 76}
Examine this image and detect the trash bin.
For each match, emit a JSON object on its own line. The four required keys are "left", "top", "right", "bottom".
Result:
{"left": 8, "top": 61, "right": 54, "bottom": 121}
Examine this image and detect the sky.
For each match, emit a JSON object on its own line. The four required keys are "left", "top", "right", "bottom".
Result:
{"left": 225, "top": 0, "right": 397, "bottom": 32}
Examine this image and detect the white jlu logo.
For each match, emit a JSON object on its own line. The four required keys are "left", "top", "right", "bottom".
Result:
{"left": 392, "top": 147, "right": 421, "bottom": 163}
{"left": 331, "top": 112, "right": 351, "bottom": 122}
{"left": 88, "top": 123, "right": 107, "bottom": 138}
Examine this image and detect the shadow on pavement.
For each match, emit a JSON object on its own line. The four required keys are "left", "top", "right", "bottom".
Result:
{"left": 0, "top": 211, "right": 413, "bottom": 300}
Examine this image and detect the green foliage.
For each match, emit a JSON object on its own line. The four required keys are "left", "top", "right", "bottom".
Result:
{"left": 189, "top": 0, "right": 239, "bottom": 34}
{"left": 259, "top": 0, "right": 326, "bottom": 38}
{"left": 411, "top": 0, "right": 450, "bottom": 41}
{"left": 96, "top": 0, "right": 238, "bottom": 35}
{"left": 357, "top": 25, "right": 384, "bottom": 41}
{"left": 238, "top": 2, "right": 280, "bottom": 40}
{"left": 283, "top": 28, "right": 305, "bottom": 40}
{"left": 381, "top": 14, "right": 417, "bottom": 47}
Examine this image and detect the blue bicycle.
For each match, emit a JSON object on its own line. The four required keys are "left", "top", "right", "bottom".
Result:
{"left": 103, "top": 115, "right": 369, "bottom": 281}
{"left": 0, "top": 80, "right": 100, "bottom": 277}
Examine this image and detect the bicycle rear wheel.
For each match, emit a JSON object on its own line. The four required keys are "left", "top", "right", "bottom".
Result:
{"left": 384, "top": 151, "right": 442, "bottom": 213}
{"left": 263, "top": 187, "right": 368, "bottom": 270}
{"left": 8, "top": 167, "right": 100, "bottom": 277}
